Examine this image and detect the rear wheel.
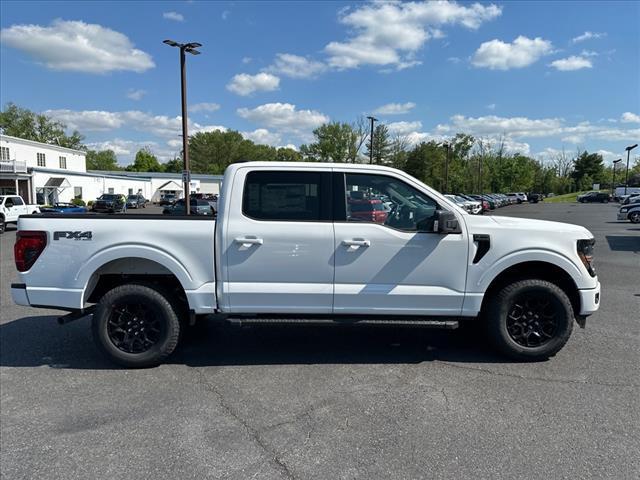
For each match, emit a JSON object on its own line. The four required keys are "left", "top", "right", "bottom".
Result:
{"left": 0, "top": 215, "right": 5, "bottom": 234}
{"left": 486, "top": 279, "right": 573, "bottom": 361}
{"left": 92, "top": 284, "right": 181, "bottom": 367}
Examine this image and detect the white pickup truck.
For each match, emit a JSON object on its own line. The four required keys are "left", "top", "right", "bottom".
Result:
{"left": 0, "top": 195, "right": 40, "bottom": 234}
{"left": 11, "top": 162, "right": 601, "bottom": 367}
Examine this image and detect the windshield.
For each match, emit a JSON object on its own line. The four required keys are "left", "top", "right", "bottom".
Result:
{"left": 99, "top": 194, "right": 118, "bottom": 200}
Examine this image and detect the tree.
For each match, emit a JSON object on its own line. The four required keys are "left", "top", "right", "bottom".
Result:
{"left": 86, "top": 150, "right": 120, "bottom": 171}
{"left": 572, "top": 151, "right": 605, "bottom": 188}
{"left": 162, "top": 157, "right": 184, "bottom": 173}
{"left": 276, "top": 147, "right": 302, "bottom": 162}
{"left": 0, "top": 102, "right": 84, "bottom": 149}
{"left": 126, "top": 147, "right": 163, "bottom": 172}
{"left": 366, "top": 124, "right": 391, "bottom": 164}
{"left": 300, "top": 122, "right": 355, "bottom": 163}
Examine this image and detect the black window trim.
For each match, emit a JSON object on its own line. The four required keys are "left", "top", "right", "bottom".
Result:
{"left": 332, "top": 171, "right": 444, "bottom": 234}
{"left": 241, "top": 170, "right": 333, "bottom": 223}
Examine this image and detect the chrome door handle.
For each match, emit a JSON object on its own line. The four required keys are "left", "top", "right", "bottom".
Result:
{"left": 342, "top": 239, "right": 370, "bottom": 247}
{"left": 234, "top": 237, "right": 263, "bottom": 247}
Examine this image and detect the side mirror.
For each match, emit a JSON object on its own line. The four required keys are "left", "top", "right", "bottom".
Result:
{"left": 434, "top": 210, "right": 461, "bottom": 234}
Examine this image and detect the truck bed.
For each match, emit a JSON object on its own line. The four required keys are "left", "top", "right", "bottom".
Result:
{"left": 13, "top": 214, "right": 217, "bottom": 312}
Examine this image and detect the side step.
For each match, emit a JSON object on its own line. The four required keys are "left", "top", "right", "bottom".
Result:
{"left": 223, "top": 317, "right": 459, "bottom": 329}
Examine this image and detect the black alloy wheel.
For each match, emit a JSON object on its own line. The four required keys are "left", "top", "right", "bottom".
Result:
{"left": 505, "top": 292, "right": 559, "bottom": 348}
{"left": 107, "top": 303, "right": 162, "bottom": 354}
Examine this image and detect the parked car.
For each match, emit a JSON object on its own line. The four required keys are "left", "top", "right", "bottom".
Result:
{"left": 163, "top": 198, "right": 214, "bottom": 216}
{"left": 39, "top": 202, "right": 88, "bottom": 214}
{"left": 617, "top": 200, "right": 640, "bottom": 223}
{"left": 507, "top": 192, "right": 528, "bottom": 204}
{"left": 620, "top": 193, "right": 640, "bottom": 205}
{"left": 11, "top": 162, "right": 601, "bottom": 367}
{"left": 348, "top": 199, "right": 389, "bottom": 223}
{"left": 448, "top": 194, "right": 482, "bottom": 215}
{"left": 471, "top": 194, "right": 496, "bottom": 210}
{"left": 126, "top": 194, "right": 147, "bottom": 209}
{"left": 528, "top": 193, "right": 542, "bottom": 203}
{"left": 0, "top": 195, "right": 40, "bottom": 234}
{"left": 92, "top": 194, "right": 126, "bottom": 213}
{"left": 577, "top": 192, "right": 610, "bottom": 203}
{"left": 159, "top": 193, "right": 177, "bottom": 206}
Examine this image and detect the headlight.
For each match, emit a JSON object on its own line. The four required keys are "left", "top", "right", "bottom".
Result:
{"left": 620, "top": 208, "right": 628, "bottom": 213}
{"left": 577, "top": 239, "right": 596, "bottom": 277}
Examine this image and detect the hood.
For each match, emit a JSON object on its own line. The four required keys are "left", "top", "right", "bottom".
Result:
{"left": 465, "top": 214, "right": 592, "bottom": 237}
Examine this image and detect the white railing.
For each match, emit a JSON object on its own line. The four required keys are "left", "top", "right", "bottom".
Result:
{"left": 0, "top": 159, "right": 28, "bottom": 173}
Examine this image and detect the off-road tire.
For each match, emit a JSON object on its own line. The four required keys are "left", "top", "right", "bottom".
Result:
{"left": 486, "top": 279, "right": 574, "bottom": 361}
{"left": 92, "top": 284, "right": 181, "bottom": 368}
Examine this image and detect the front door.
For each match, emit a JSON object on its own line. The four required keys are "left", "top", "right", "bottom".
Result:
{"left": 223, "top": 169, "right": 335, "bottom": 314}
{"left": 333, "top": 172, "right": 468, "bottom": 316}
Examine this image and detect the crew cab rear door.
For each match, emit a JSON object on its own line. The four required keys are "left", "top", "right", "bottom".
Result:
{"left": 332, "top": 171, "right": 468, "bottom": 316}
{"left": 221, "top": 168, "right": 334, "bottom": 313}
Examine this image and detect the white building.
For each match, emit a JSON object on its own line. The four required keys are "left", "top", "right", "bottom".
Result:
{"left": 0, "top": 134, "right": 223, "bottom": 204}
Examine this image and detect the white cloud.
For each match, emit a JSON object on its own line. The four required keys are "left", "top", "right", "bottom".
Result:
{"left": 242, "top": 56, "right": 252, "bottom": 64}
{"left": 621, "top": 112, "right": 640, "bottom": 124}
{"left": 86, "top": 138, "right": 157, "bottom": 157}
{"left": 435, "top": 114, "right": 640, "bottom": 145}
{"left": 267, "top": 53, "right": 327, "bottom": 79}
{"left": 44, "top": 109, "right": 226, "bottom": 139}
{"left": 241, "top": 128, "right": 282, "bottom": 146}
{"left": 486, "top": 103, "right": 496, "bottom": 110}
{"left": 126, "top": 89, "right": 147, "bottom": 101}
{"left": 226, "top": 73, "right": 280, "bottom": 96}
{"left": 447, "top": 56, "right": 462, "bottom": 64}
{"left": 222, "top": 10, "right": 231, "bottom": 21}
{"left": 0, "top": 19, "right": 154, "bottom": 73}
{"left": 572, "top": 31, "right": 606, "bottom": 44}
{"left": 325, "top": 1, "right": 501, "bottom": 70}
{"left": 373, "top": 102, "right": 416, "bottom": 115}
{"left": 188, "top": 102, "right": 221, "bottom": 113}
{"left": 387, "top": 121, "right": 423, "bottom": 135}
{"left": 237, "top": 103, "right": 329, "bottom": 136}
{"left": 163, "top": 11, "right": 184, "bottom": 22}
{"left": 550, "top": 55, "right": 592, "bottom": 71}
{"left": 472, "top": 36, "right": 553, "bottom": 70}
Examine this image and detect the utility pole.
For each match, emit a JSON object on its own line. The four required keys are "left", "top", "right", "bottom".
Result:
{"left": 624, "top": 144, "right": 638, "bottom": 195}
{"left": 444, "top": 142, "right": 450, "bottom": 194}
{"left": 366, "top": 116, "right": 378, "bottom": 164}
{"left": 612, "top": 158, "right": 622, "bottom": 196}
{"left": 164, "top": 39, "right": 202, "bottom": 215}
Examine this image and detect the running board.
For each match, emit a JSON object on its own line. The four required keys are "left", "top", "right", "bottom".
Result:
{"left": 223, "top": 317, "right": 459, "bottom": 329}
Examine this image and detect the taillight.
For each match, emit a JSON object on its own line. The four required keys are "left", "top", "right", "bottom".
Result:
{"left": 15, "top": 231, "right": 47, "bottom": 272}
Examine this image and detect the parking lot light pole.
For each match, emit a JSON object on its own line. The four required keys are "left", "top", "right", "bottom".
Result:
{"left": 444, "top": 142, "right": 450, "bottom": 194}
{"left": 612, "top": 158, "right": 622, "bottom": 196}
{"left": 624, "top": 144, "right": 638, "bottom": 195}
{"left": 163, "top": 39, "right": 202, "bottom": 215}
{"left": 366, "top": 116, "right": 378, "bottom": 164}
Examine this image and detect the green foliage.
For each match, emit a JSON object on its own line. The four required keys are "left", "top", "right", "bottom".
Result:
{"left": 87, "top": 200, "right": 94, "bottom": 207}
{"left": 0, "top": 102, "right": 84, "bottom": 149}
{"left": 572, "top": 151, "right": 605, "bottom": 187}
{"left": 366, "top": 124, "right": 392, "bottom": 165}
{"left": 301, "top": 122, "right": 356, "bottom": 163}
{"left": 162, "top": 157, "right": 184, "bottom": 173}
{"left": 275, "top": 147, "right": 302, "bottom": 162}
{"left": 127, "top": 147, "right": 163, "bottom": 172}
{"left": 86, "top": 150, "right": 120, "bottom": 171}
{"left": 71, "top": 198, "right": 86, "bottom": 206}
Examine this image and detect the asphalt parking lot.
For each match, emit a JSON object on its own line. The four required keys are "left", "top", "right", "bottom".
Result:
{"left": 1, "top": 202, "right": 638, "bottom": 480}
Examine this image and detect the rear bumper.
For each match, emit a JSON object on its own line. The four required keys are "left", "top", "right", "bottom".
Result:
{"left": 578, "top": 281, "right": 601, "bottom": 316}
{"left": 11, "top": 283, "right": 29, "bottom": 306}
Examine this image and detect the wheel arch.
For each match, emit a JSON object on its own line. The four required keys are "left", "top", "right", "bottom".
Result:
{"left": 480, "top": 261, "right": 581, "bottom": 318}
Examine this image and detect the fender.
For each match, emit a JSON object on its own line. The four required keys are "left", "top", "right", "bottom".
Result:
{"left": 474, "top": 248, "right": 585, "bottom": 293}
{"left": 76, "top": 243, "right": 195, "bottom": 297}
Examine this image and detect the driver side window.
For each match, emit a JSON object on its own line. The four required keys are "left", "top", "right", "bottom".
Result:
{"left": 344, "top": 173, "right": 439, "bottom": 232}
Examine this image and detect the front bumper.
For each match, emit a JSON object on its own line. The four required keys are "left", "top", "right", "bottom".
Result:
{"left": 617, "top": 212, "right": 628, "bottom": 221}
{"left": 578, "top": 281, "right": 601, "bottom": 315}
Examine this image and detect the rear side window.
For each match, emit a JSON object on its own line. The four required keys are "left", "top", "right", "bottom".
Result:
{"left": 11, "top": 196, "right": 24, "bottom": 206}
{"left": 243, "top": 170, "right": 330, "bottom": 221}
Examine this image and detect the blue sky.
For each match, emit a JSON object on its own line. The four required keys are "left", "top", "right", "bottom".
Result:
{"left": 1, "top": 0, "right": 638, "bottom": 165}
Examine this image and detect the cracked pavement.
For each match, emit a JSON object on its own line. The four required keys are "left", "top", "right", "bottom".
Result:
{"left": 1, "top": 203, "right": 639, "bottom": 479}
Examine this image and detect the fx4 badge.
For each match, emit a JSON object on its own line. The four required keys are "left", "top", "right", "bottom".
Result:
{"left": 53, "top": 231, "right": 93, "bottom": 241}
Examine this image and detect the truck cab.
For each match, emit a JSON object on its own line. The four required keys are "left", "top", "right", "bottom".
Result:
{"left": 0, "top": 195, "right": 40, "bottom": 233}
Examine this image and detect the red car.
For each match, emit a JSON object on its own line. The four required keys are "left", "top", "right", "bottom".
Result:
{"left": 348, "top": 199, "right": 388, "bottom": 223}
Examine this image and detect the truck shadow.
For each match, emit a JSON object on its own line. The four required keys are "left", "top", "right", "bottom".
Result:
{"left": 0, "top": 315, "right": 510, "bottom": 370}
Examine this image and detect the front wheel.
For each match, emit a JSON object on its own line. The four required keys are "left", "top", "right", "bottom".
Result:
{"left": 629, "top": 211, "right": 640, "bottom": 223}
{"left": 0, "top": 217, "right": 5, "bottom": 234}
{"left": 92, "top": 284, "right": 181, "bottom": 367}
{"left": 485, "top": 279, "right": 574, "bottom": 361}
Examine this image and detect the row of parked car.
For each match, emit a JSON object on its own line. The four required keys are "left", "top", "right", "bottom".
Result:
{"left": 443, "top": 192, "right": 542, "bottom": 214}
